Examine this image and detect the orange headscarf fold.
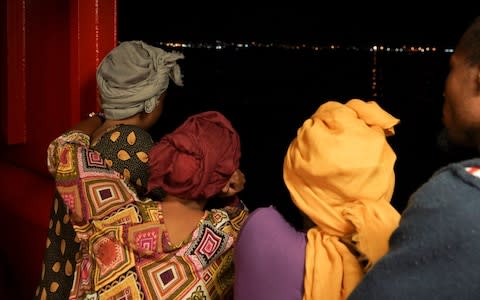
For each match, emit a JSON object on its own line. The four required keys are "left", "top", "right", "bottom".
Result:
{"left": 283, "top": 99, "right": 401, "bottom": 300}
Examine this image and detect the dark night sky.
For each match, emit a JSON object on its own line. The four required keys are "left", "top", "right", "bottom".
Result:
{"left": 116, "top": 4, "right": 478, "bottom": 213}
{"left": 118, "top": 3, "right": 478, "bottom": 47}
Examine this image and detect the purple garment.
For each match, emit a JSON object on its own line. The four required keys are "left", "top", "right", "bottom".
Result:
{"left": 234, "top": 206, "right": 306, "bottom": 300}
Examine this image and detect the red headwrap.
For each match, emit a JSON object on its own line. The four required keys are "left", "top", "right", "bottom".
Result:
{"left": 147, "top": 111, "right": 241, "bottom": 200}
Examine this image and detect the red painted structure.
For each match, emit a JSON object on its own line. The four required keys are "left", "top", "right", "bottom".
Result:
{"left": 0, "top": 1, "right": 117, "bottom": 298}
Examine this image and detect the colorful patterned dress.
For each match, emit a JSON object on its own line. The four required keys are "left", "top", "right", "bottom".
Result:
{"left": 47, "top": 131, "right": 248, "bottom": 300}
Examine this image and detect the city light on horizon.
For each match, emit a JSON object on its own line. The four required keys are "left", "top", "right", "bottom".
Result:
{"left": 157, "top": 40, "right": 453, "bottom": 54}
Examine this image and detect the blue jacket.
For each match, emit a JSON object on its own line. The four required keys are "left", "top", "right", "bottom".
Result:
{"left": 348, "top": 158, "right": 480, "bottom": 300}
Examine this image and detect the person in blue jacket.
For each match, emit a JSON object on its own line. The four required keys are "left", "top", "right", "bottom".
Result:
{"left": 348, "top": 15, "right": 480, "bottom": 300}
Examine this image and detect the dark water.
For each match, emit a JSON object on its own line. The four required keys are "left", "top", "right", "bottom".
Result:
{"left": 149, "top": 47, "right": 475, "bottom": 227}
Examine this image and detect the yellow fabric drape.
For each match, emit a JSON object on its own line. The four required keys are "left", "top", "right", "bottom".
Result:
{"left": 283, "top": 99, "right": 401, "bottom": 300}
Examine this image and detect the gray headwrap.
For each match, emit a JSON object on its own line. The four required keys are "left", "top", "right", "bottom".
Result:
{"left": 96, "top": 40, "right": 184, "bottom": 120}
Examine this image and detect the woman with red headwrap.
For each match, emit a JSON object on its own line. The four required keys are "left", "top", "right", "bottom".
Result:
{"left": 47, "top": 110, "right": 248, "bottom": 299}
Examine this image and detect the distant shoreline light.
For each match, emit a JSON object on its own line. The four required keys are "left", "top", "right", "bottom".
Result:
{"left": 153, "top": 41, "right": 454, "bottom": 53}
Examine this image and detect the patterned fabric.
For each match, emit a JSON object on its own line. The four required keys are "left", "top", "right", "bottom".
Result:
{"left": 33, "top": 193, "right": 80, "bottom": 300}
{"left": 91, "top": 124, "right": 155, "bottom": 196}
{"left": 47, "top": 131, "right": 248, "bottom": 300}
{"left": 465, "top": 166, "right": 480, "bottom": 177}
{"left": 34, "top": 125, "right": 157, "bottom": 300}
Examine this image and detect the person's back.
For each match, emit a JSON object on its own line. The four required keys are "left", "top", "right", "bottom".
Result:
{"left": 34, "top": 40, "right": 184, "bottom": 299}
{"left": 234, "top": 206, "right": 306, "bottom": 300}
{"left": 46, "top": 111, "right": 248, "bottom": 299}
{"left": 348, "top": 159, "right": 480, "bottom": 299}
{"left": 348, "top": 16, "right": 480, "bottom": 300}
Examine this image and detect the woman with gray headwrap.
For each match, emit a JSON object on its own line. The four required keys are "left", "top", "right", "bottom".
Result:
{"left": 34, "top": 40, "right": 184, "bottom": 300}
{"left": 96, "top": 40, "right": 184, "bottom": 120}
{"left": 91, "top": 40, "right": 185, "bottom": 193}
{"left": 91, "top": 40, "right": 184, "bottom": 143}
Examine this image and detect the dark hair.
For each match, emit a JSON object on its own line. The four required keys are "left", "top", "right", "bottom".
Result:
{"left": 273, "top": 183, "right": 305, "bottom": 231}
{"left": 456, "top": 16, "right": 480, "bottom": 65}
{"left": 147, "top": 187, "right": 166, "bottom": 201}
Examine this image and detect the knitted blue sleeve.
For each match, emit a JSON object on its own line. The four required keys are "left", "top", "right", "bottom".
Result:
{"left": 348, "top": 159, "right": 480, "bottom": 300}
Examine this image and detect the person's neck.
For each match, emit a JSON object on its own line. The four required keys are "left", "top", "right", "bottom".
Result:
{"left": 91, "top": 115, "right": 144, "bottom": 144}
{"left": 103, "top": 115, "right": 144, "bottom": 129}
{"left": 161, "top": 194, "right": 208, "bottom": 246}
{"left": 162, "top": 194, "right": 208, "bottom": 212}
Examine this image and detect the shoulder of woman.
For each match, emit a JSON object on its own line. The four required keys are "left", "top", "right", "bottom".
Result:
{"left": 47, "top": 130, "right": 91, "bottom": 175}
{"left": 237, "top": 206, "right": 307, "bottom": 248}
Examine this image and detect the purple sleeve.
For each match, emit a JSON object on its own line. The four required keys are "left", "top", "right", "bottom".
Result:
{"left": 234, "top": 206, "right": 306, "bottom": 300}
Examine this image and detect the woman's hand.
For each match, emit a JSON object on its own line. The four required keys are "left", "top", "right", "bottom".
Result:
{"left": 220, "top": 169, "right": 246, "bottom": 197}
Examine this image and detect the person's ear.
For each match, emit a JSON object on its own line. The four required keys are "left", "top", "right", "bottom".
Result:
{"left": 139, "top": 93, "right": 167, "bottom": 130}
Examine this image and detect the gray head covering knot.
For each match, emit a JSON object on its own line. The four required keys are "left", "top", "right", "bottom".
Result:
{"left": 97, "top": 40, "right": 184, "bottom": 120}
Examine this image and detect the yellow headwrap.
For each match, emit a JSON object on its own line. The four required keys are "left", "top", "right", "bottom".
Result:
{"left": 283, "top": 99, "right": 401, "bottom": 300}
